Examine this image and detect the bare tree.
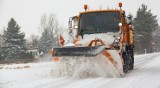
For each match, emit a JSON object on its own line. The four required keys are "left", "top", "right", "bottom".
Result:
{"left": 39, "top": 13, "right": 61, "bottom": 34}
{"left": 38, "top": 13, "right": 62, "bottom": 54}
{"left": 48, "top": 13, "right": 61, "bottom": 47}
{"left": 26, "top": 35, "right": 39, "bottom": 49}
{"left": 39, "top": 14, "right": 48, "bottom": 32}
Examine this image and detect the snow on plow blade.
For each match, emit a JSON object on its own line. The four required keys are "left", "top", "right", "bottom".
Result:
{"left": 52, "top": 46, "right": 108, "bottom": 57}
{"left": 50, "top": 46, "right": 124, "bottom": 78}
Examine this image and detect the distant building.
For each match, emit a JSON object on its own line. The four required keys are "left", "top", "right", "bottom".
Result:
{"left": 26, "top": 48, "right": 39, "bottom": 59}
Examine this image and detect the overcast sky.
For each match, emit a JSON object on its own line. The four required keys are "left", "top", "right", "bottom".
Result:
{"left": 0, "top": 0, "right": 159, "bottom": 39}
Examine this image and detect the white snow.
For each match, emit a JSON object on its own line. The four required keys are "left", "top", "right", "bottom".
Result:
{"left": 0, "top": 52, "right": 160, "bottom": 88}
{"left": 75, "top": 33, "right": 119, "bottom": 47}
{"left": 62, "top": 32, "right": 120, "bottom": 47}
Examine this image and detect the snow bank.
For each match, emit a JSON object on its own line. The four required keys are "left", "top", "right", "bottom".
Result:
{"left": 0, "top": 62, "right": 55, "bottom": 83}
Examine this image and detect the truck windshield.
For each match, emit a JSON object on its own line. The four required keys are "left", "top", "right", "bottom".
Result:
{"left": 80, "top": 12, "right": 120, "bottom": 34}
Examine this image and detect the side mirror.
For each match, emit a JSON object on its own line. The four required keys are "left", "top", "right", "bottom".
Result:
{"left": 68, "top": 17, "right": 72, "bottom": 28}
{"left": 127, "top": 15, "right": 133, "bottom": 25}
{"left": 68, "top": 20, "right": 72, "bottom": 28}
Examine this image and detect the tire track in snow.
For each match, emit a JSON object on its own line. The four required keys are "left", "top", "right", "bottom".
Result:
{"left": 63, "top": 78, "right": 108, "bottom": 88}
{"left": 33, "top": 78, "right": 70, "bottom": 88}
{"left": 134, "top": 53, "right": 160, "bottom": 68}
{"left": 125, "top": 53, "right": 160, "bottom": 76}
{"left": 89, "top": 53, "right": 160, "bottom": 88}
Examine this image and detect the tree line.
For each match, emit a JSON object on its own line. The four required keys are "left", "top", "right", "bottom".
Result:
{"left": 133, "top": 4, "right": 158, "bottom": 54}
{"left": 0, "top": 4, "right": 159, "bottom": 61}
{"left": 0, "top": 13, "right": 62, "bottom": 61}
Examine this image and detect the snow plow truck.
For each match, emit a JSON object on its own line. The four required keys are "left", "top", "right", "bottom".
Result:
{"left": 50, "top": 3, "right": 134, "bottom": 77}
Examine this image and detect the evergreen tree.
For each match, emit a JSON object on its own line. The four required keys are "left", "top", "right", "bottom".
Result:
{"left": 3, "top": 18, "right": 26, "bottom": 59}
{"left": 38, "top": 28, "right": 54, "bottom": 54}
{"left": 153, "top": 26, "right": 160, "bottom": 52}
{"left": 0, "top": 28, "right": 5, "bottom": 60}
{"left": 134, "top": 4, "right": 158, "bottom": 53}
{"left": 0, "top": 34, "right": 4, "bottom": 60}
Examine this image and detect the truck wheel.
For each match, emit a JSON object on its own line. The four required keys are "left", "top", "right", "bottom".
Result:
{"left": 123, "top": 64, "right": 128, "bottom": 73}
{"left": 129, "top": 62, "right": 134, "bottom": 70}
{"left": 129, "top": 50, "right": 134, "bottom": 70}
{"left": 122, "top": 52, "right": 129, "bottom": 73}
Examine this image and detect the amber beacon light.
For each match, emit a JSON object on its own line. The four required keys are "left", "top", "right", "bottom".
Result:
{"left": 118, "top": 2, "right": 122, "bottom": 7}
{"left": 84, "top": 4, "right": 88, "bottom": 11}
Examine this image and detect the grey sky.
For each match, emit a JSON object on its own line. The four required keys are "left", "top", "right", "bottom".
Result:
{"left": 0, "top": 0, "right": 159, "bottom": 39}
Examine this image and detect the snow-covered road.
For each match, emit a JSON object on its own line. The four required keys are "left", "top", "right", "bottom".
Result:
{"left": 0, "top": 53, "right": 160, "bottom": 88}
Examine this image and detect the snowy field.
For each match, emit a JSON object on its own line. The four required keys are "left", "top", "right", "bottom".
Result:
{"left": 0, "top": 52, "right": 160, "bottom": 88}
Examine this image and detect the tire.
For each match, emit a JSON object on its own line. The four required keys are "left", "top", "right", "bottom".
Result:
{"left": 122, "top": 52, "right": 129, "bottom": 73}
{"left": 123, "top": 64, "right": 128, "bottom": 73}
{"left": 129, "top": 49, "right": 134, "bottom": 70}
{"left": 129, "top": 62, "right": 134, "bottom": 70}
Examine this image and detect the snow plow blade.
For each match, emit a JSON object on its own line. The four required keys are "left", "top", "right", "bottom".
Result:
{"left": 51, "top": 46, "right": 108, "bottom": 57}
{"left": 50, "top": 45, "right": 124, "bottom": 78}
{"left": 50, "top": 47, "right": 124, "bottom": 78}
